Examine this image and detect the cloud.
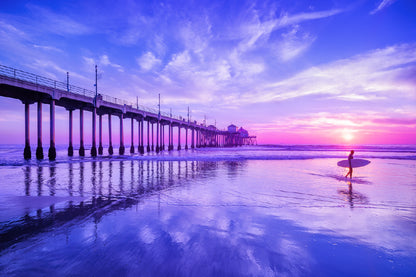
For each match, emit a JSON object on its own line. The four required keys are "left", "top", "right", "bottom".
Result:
{"left": 137, "top": 52, "right": 162, "bottom": 71}
{"left": 370, "top": 0, "right": 399, "bottom": 15}
{"left": 26, "top": 4, "right": 92, "bottom": 36}
{"left": 100, "top": 55, "right": 124, "bottom": 72}
{"left": 179, "top": 16, "right": 212, "bottom": 54}
{"left": 247, "top": 43, "right": 416, "bottom": 104}
{"left": 274, "top": 25, "right": 316, "bottom": 61}
{"left": 82, "top": 55, "right": 124, "bottom": 73}
{"left": 249, "top": 111, "right": 416, "bottom": 136}
{"left": 235, "top": 8, "right": 342, "bottom": 53}
{"left": 371, "top": 117, "right": 416, "bottom": 126}
{"left": 0, "top": 20, "right": 27, "bottom": 39}
{"left": 277, "top": 9, "right": 343, "bottom": 28}
{"left": 33, "top": 44, "right": 63, "bottom": 53}
{"left": 27, "top": 59, "right": 89, "bottom": 82}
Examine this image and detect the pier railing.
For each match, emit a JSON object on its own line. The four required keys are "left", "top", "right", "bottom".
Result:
{"left": 0, "top": 64, "right": 186, "bottom": 122}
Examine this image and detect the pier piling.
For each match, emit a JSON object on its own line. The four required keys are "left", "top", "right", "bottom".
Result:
{"left": 79, "top": 109, "right": 85, "bottom": 156}
{"left": 91, "top": 107, "right": 97, "bottom": 157}
{"left": 130, "top": 118, "right": 134, "bottom": 154}
{"left": 36, "top": 101, "right": 43, "bottom": 160}
{"left": 147, "top": 120, "right": 150, "bottom": 152}
{"left": 98, "top": 114, "right": 103, "bottom": 155}
{"left": 140, "top": 118, "right": 144, "bottom": 154}
{"left": 24, "top": 102, "right": 31, "bottom": 160}
{"left": 119, "top": 114, "right": 125, "bottom": 155}
{"left": 68, "top": 109, "right": 74, "bottom": 156}
{"left": 108, "top": 114, "right": 113, "bottom": 155}
{"left": 48, "top": 100, "right": 56, "bottom": 161}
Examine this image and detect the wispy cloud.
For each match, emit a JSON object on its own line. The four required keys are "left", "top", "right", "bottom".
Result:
{"left": 82, "top": 55, "right": 124, "bottom": 73}
{"left": 33, "top": 44, "right": 63, "bottom": 53}
{"left": 248, "top": 43, "right": 416, "bottom": 104}
{"left": 28, "top": 59, "right": 89, "bottom": 82}
{"left": 137, "top": 52, "right": 162, "bottom": 71}
{"left": 100, "top": 55, "right": 124, "bottom": 72}
{"left": 277, "top": 9, "right": 343, "bottom": 28}
{"left": 26, "top": 4, "right": 92, "bottom": 36}
{"left": 248, "top": 111, "right": 416, "bottom": 139}
{"left": 371, "top": 0, "right": 399, "bottom": 15}
{"left": 234, "top": 8, "right": 343, "bottom": 53}
{"left": 273, "top": 25, "right": 316, "bottom": 61}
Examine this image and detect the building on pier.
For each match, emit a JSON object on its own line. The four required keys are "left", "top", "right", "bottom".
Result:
{"left": 226, "top": 124, "right": 257, "bottom": 146}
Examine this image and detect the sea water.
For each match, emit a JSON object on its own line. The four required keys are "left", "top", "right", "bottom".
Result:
{"left": 0, "top": 145, "right": 415, "bottom": 276}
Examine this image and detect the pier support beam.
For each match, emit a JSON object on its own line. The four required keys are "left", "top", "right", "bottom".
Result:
{"left": 119, "top": 114, "right": 125, "bottom": 155}
{"left": 79, "top": 109, "right": 85, "bottom": 156}
{"left": 156, "top": 121, "right": 159, "bottom": 153}
{"left": 161, "top": 124, "right": 164, "bottom": 151}
{"left": 137, "top": 118, "right": 140, "bottom": 153}
{"left": 191, "top": 128, "right": 195, "bottom": 149}
{"left": 168, "top": 123, "right": 172, "bottom": 151}
{"left": 68, "top": 109, "right": 74, "bottom": 156}
{"left": 140, "top": 118, "right": 145, "bottom": 154}
{"left": 130, "top": 118, "right": 135, "bottom": 154}
{"left": 98, "top": 114, "right": 103, "bottom": 155}
{"left": 147, "top": 120, "right": 150, "bottom": 152}
{"left": 185, "top": 127, "right": 188, "bottom": 150}
{"left": 108, "top": 114, "right": 113, "bottom": 155}
{"left": 24, "top": 102, "right": 31, "bottom": 159}
{"left": 178, "top": 126, "right": 181, "bottom": 150}
{"left": 48, "top": 100, "right": 56, "bottom": 161}
{"left": 151, "top": 123, "right": 154, "bottom": 151}
{"left": 91, "top": 108, "right": 97, "bottom": 157}
{"left": 36, "top": 101, "right": 44, "bottom": 160}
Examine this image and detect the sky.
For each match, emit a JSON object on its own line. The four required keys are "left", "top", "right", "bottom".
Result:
{"left": 0, "top": 0, "right": 415, "bottom": 145}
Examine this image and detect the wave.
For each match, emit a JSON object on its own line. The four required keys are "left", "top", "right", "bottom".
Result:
{"left": 0, "top": 144, "right": 415, "bottom": 166}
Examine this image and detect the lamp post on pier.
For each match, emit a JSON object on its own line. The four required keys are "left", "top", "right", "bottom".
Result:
{"left": 91, "top": 65, "right": 98, "bottom": 157}
{"left": 156, "top": 93, "right": 160, "bottom": 153}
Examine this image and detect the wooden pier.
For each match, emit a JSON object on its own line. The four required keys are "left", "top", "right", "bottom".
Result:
{"left": 0, "top": 64, "right": 256, "bottom": 160}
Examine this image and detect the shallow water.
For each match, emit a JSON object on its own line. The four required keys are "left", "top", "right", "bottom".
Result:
{"left": 0, "top": 145, "right": 415, "bottom": 276}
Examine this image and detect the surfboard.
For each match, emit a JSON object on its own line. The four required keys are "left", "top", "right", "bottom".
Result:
{"left": 337, "top": 159, "right": 371, "bottom": 168}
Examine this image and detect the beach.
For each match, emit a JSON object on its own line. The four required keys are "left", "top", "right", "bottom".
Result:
{"left": 0, "top": 145, "right": 415, "bottom": 276}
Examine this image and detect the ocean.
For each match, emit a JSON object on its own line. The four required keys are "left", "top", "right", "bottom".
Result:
{"left": 0, "top": 144, "right": 415, "bottom": 276}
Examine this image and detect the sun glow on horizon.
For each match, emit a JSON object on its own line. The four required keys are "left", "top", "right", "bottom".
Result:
{"left": 342, "top": 130, "right": 355, "bottom": 142}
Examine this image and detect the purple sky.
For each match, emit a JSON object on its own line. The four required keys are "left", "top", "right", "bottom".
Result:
{"left": 0, "top": 0, "right": 415, "bottom": 145}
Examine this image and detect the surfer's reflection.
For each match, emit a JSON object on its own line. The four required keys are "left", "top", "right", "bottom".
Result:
{"left": 338, "top": 181, "right": 368, "bottom": 209}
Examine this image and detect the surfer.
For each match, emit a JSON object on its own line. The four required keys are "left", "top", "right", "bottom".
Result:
{"left": 345, "top": 150, "right": 354, "bottom": 179}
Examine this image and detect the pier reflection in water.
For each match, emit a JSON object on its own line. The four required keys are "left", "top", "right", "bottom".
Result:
{"left": 0, "top": 159, "right": 227, "bottom": 251}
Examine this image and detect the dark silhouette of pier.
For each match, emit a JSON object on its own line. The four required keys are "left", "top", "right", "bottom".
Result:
{"left": 0, "top": 64, "right": 256, "bottom": 160}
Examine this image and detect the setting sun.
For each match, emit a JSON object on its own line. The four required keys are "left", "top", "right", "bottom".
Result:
{"left": 342, "top": 130, "right": 354, "bottom": 142}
